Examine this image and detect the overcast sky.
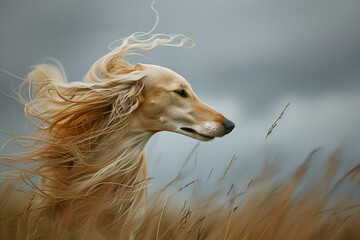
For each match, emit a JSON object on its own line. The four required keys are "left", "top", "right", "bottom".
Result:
{"left": 1, "top": 0, "right": 359, "bottom": 190}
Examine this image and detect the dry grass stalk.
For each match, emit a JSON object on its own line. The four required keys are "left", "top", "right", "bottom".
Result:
{"left": 178, "top": 179, "right": 199, "bottom": 192}
{"left": 266, "top": 102, "right": 290, "bottom": 140}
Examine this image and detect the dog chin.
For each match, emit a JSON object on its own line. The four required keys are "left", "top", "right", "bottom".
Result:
{"left": 195, "top": 134, "right": 215, "bottom": 141}
{"left": 179, "top": 127, "right": 215, "bottom": 141}
{"left": 183, "top": 133, "right": 214, "bottom": 141}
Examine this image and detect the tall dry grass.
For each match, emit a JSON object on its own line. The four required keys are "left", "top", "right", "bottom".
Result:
{"left": 136, "top": 150, "right": 360, "bottom": 240}
{"left": 1, "top": 149, "right": 360, "bottom": 239}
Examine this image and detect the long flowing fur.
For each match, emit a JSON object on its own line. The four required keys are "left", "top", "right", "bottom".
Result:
{"left": 3, "top": 33, "right": 193, "bottom": 239}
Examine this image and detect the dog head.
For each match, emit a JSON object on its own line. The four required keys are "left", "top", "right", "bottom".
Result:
{"left": 132, "top": 64, "right": 235, "bottom": 141}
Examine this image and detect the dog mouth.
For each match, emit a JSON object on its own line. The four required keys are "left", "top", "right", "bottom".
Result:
{"left": 180, "top": 127, "right": 214, "bottom": 140}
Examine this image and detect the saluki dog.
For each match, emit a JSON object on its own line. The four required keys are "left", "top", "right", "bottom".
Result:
{"left": 10, "top": 33, "right": 235, "bottom": 239}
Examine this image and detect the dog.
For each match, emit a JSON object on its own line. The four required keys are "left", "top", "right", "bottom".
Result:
{"left": 11, "top": 33, "right": 235, "bottom": 239}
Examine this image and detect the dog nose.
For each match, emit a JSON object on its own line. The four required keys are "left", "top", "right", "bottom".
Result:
{"left": 223, "top": 119, "right": 235, "bottom": 134}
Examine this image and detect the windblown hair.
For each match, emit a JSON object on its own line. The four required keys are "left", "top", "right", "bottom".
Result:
{"left": 3, "top": 32, "right": 193, "bottom": 239}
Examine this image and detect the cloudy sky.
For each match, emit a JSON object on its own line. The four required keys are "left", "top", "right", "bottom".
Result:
{"left": 1, "top": 0, "right": 359, "bottom": 190}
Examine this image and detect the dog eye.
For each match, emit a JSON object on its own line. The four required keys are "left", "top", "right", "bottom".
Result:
{"left": 175, "top": 89, "right": 188, "bottom": 98}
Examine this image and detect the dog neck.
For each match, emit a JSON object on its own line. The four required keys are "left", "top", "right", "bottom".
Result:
{"left": 93, "top": 128, "right": 153, "bottom": 165}
{"left": 72, "top": 126, "right": 154, "bottom": 198}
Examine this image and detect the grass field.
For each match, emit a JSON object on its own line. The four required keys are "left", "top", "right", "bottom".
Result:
{"left": 1, "top": 149, "right": 360, "bottom": 240}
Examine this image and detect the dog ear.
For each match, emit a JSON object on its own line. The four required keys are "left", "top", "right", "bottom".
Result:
{"left": 46, "top": 79, "right": 144, "bottom": 140}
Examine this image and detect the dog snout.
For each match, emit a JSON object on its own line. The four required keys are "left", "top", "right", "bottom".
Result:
{"left": 222, "top": 119, "right": 235, "bottom": 134}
